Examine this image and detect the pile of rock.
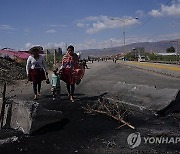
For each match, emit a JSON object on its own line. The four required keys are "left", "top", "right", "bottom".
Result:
{"left": 0, "top": 57, "right": 26, "bottom": 84}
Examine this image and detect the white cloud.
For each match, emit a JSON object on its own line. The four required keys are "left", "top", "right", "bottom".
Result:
{"left": 78, "top": 15, "right": 139, "bottom": 34}
{"left": 136, "top": 10, "right": 145, "bottom": 17}
{"left": 86, "top": 21, "right": 106, "bottom": 34}
{"left": 24, "top": 42, "right": 67, "bottom": 51}
{"left": 84, "top": 16, "right": 99, "bottom": 21}
{"left": 77, "top": 23, "right": 85, "bottom": 28}
{"left": 24, "top": 31, "right": 180, "bottom": 51}
{"left": 151, "top": 32, "right": 180, "bottom": 41}
{"left": 75, "top": 32, "right": 180, "bottom": 50}
{"left": 75, "top": 39, "right": 98, "bottom": 50}
{"left": 0, "top": 25, "right": 15, "bottom": 30}
{"left": 77, "top": 22, "right": 90, "bottom": 28}
{"left": 25, "top": 43, "right": 33, "bottom": 49}
{"left": 44, "top": 42, "right": 66, "bottom": 49}
{"left": 46, "top": 29, "right": 56, "bottom": 33}
{"left": 24, "top": 28, "right": 31, "bottom": 33}
{"left": 24, "top": 43, "right": 43, "bottom": 50}
{"left": 47, "top": 24, "right": 67, "bottom": 27}
{"left": 74, "top": 38, "right": 126, "bottom": 50}
{"left": 149, "top": 9, "right": 163, "bottom": 17}
{"left": 149, "top": 2, "right": 180, "bottom": 17}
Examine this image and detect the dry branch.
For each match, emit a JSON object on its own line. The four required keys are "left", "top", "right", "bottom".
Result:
{"left": 83, "top": 98, "right": 135, "bottom": 129}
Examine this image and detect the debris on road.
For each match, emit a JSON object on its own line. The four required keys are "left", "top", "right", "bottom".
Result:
{"left": 0, "top": 136, "right": 18, "bottom": 144}
{"left": 106, "top": 82, "right": 180, "bottom": 116}
{"left": 0, "top": 98, "right": 63, "bottom": 134}
{"left": 83, "top": 97, "right": 135, "bottom": 129}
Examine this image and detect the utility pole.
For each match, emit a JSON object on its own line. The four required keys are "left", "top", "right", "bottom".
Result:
{"left": 111, "top": 17, "right": 138, "bottom": 53}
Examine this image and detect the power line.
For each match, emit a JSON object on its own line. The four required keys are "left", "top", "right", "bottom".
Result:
{"left": 127, "top": 0, "right": 172, "bottom": 34}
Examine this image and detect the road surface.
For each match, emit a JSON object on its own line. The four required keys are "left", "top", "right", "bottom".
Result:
{"left": 0, "top": 61, "right": 180, "bottom": 154}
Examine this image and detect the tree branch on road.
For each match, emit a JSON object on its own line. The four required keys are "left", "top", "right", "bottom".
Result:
{"left": 82, "top": 98, "right": 135, "bottom": 129}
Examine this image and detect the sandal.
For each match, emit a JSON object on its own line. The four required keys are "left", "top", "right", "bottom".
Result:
{"left": 70, "top": 96, "right": 75, "bottom": 103}
{"left": 34, "top": 95, "right": 38, "bottom": 100}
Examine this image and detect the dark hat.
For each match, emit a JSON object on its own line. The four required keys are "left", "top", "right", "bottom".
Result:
{"left": 29, "top": 46, "right": 43, "bottom": 53}
{"left": 67, "top": 45, "right": 74, "bottom": 51}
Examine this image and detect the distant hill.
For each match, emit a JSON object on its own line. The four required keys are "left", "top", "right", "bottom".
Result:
{"left": 79, "top": 38, "right": 180, "bottom": 58}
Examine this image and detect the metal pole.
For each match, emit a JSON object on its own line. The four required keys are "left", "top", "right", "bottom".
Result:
{"left": 123, "top": 20, "right": 126, "bottom": 53}
{"left": 110, "top": 17, "right": 138, "bottom": 54}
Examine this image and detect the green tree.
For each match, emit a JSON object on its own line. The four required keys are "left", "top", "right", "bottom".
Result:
{"left": 166, "top": 46, "right": 175, "bottom": 53}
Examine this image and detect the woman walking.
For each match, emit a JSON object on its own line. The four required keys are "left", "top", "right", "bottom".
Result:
{"left": 26, "top": 46, "right": 48, "bottom": 100}
{"left": 61, "top": 45, "right": 84, "bottom": 102}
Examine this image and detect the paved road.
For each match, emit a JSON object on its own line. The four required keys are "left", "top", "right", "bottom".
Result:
{"left": 1, "top": 61, "right": 180, "bottom": 154}
{"left": 5, "top": 60, "right": 180, "bottom": 99}
{"left": 76, "top": 61, "right": 180, "bottom": 95}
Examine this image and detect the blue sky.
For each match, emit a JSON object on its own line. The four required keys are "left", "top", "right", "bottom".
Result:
{"left": 0, "top": 0, "right": 180, "bottom": 52}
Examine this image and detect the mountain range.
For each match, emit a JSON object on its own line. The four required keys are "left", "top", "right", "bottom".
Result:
{"left": 79, "top": 38, "right": 180, "bottom": 58}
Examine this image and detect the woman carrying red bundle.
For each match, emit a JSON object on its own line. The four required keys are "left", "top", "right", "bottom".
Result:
{"left": 60, "top": 45, "right": 84, "bottom": 102}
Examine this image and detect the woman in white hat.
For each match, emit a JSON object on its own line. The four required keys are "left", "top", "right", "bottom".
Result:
{"left": 26, "top": 46, "right": 48, "bottom": 100}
